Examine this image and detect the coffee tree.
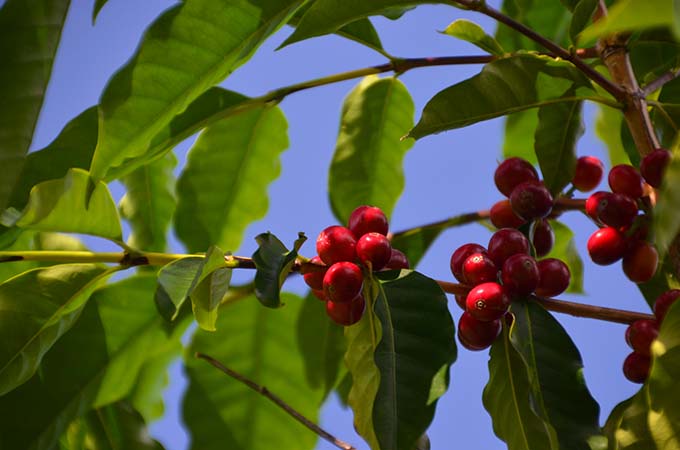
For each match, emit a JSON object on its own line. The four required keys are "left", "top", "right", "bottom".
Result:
{"left": 1, "top": 0, "right": 680, "bottom": 449}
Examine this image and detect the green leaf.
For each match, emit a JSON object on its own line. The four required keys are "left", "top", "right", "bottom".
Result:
{"left": 371, "top": 270, "right": 456, "bottom": 450}
{"left": 545, "top": 221, "right": 584, "bottom": 293}
{"left": 408, "top": 54, "right": 595, "bottom": 140}
{"left": 534, "top": 94, "right": 584, "bottom": 195}
{"left": 596, "top": 104, "right": 631, "bottom": 167}
{"left": 174, "top": 101, "right": 288, "bottom": 253}
{"left": 4, "top": 168, "right": 123, "bottom": 241}
{"left": 603, "top": 394, "right": 654, "bottom": 450}
{"left": 252, "top": 232, "right": 306, "bottom": 308}
{"left": 0, "top": 0, "right": 70, "bottom": 212}
{"left": 328, "top": 76, "right": 414, "bottom": 223}
{"left": 0, "top": 264, "right": 110, "bottom": 395}
{"left": 184, "top": 293, "right": 324, "bottom": 450}
{"left": 0, "top": 274, "right": 185, "bottom": 450}
{"left": 120, "top": 152, "right": 177, "bottom": 252}
{"left": 503, "top": 110, "right": 539, "bottom": 164}
{"left": 155, "top": 256, "right": 205, "bottom": 321}
{"left": 89, "top": 0, "right": 303, "bottom": 180}
{"left": 495, "top": 0, "right": 571, "bottom": 51}
{"left": 92, "top": 0, "right": 108, "bottom": 23}
{"left": 580, "top": 0, "right": 674, "bottom": 44}
{"left": 296, "top": 291, "right": 346, "bottom": 401}
{"left": 570, "top": 0, "right": 598, "bottom": 43}
{"left": 280, "top": 0, "right": 423, "bottom": 48}
{"left": 510, "top": 302, "right": 602, "bottom": 449}
{"left": 442, "top": 19, "right": 505, "bottom": 56}
{"left": 189, "top": 246, "right": 231, "bottom": 331}
{"left": 483, "top": 325, "right": 559, "bottom": 450}
{"left": 629, "top": 30, "right": 680, "bottom": 84}
{"left": 73, "top": 401, "right": 165, "bottom": 450}
{"left": 652, "top": 150, "right": 680, "bottom": 256}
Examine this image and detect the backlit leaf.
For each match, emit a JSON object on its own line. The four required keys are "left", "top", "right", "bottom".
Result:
{"left": 442, "top": 19, "right": 505, "bottom": 56}
{"left": 580, "top": 0, "right": 673, "bottom": 44}
{"left": 503, "top": 110, "right": 539, "bottom": 164}
{"left": 595, "top": 104, "right": 630, "bottom": 167}
{"left": 652, "top": 150, "right": 680, "bottom": 256}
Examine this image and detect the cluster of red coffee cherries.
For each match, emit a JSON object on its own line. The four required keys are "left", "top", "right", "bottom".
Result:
{"left": 302, "top": 205, "right": 409, "bottom": 326}
{"left": 581, "top": 149, "right": 671, "bottom": 283}
{"left": 623, "top": 289, "right": 680, "bottom": 383}
{"left": 452, "top": 228, "right": 571, "bottom": 351}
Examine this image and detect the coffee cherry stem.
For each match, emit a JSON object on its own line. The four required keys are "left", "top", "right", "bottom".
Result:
{"left": 436, "top": 280, "right": 654, "bottom": 325}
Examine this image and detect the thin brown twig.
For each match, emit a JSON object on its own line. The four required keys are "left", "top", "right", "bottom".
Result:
{"left": 195, "top": 353, "right": 356, "bottom": 450}
{"left": 642, "top": 68, "right": 680, "bottom": 97}
{"left": 435, "top": 280, "right": 654, "bottom": 324}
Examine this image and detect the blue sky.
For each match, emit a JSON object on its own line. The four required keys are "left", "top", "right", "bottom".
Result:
{"left": 30, "top": 1, "right": 651, "bottom": 449}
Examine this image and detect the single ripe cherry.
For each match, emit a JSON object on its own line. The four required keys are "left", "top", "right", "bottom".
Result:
{"left": 494, "top": 157, "right": 539, "bottom": 197}
{"left": 597, "top": 193, "right": 638, "bottom": 228}
{"left": 312, "top": 289, "right": 327, "bottom": 301}
{"left": 640, "top": 148, "right": 671, "bottom": 188}
{"left": 348, "top": 205, "right": 388, "bottom": 238}
{"left": 356, "top": 232, "right": 392, "bottom": 270}
{"left": 465, "top": 282, "right": 510, "bottom": 322}
{"left": 316, "top": 226, "right": 357, "bottom": 265}
{"left": 303, "top": 256, "right": 327, "bottom": 290}
{"left": 609, "top": 164, "right": 644, "bottom": 199}
{"left": 585, "top": 191, "right": 610, "bottom": 222}
{"left": 326, "top": 295, "right": 366, "bottom": 326}
{"left": 587, "top": 227, "right": 627, "bottom": 265}
{"left": 501, "top": 254, "right": 539, "bottom": 297}
{"left": 622, "top": 241, "right": 658, "bottom": 284}
{"left": 532, "top": 219, "right": 554, "bottom": 258}
{"left": 487, "top": 228, "right": 530, "bottom": 267}
{"left": 654, "top": 289, "right": 680, "bottom": 323}
{"left": 384, "top": 248, "right": 410, "bottom": 270}
{"left": 490, "top": 199, "right": 526, "bottom": 229}
{"left": 457, "top": 312, "right": 502, "bottom": 351}
{"left": 625, "top": 319, "right": 659, "bottom": 357}
{"left": 462, "top": 252, "right": 499, "bottom": 285}
{"left": 622, "top": 352, "right": 651, "bottom": 383}
{"left": 509, "top": 181, "right": 554, "bottom": 220}
{"left": 322, "top": 262, "right": 363, "bottom": 303}
{"left": 572, "top": 156, "right": 604, "bottom": 192}
{"left": 535, "top": 258, "right": 570, "bottom": 297}
{"left": 450, "top": 243, "right": 486, "bottom": 283}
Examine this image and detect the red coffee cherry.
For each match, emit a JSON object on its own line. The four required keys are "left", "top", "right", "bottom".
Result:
{"left": 494, "top": 157, "right": 539, "bottom": 197}
{"left": 640, "top": 148, "right": 671, "bottom": 188}
{"left": 384, "top": 248, "right": 410, "bottom": 270}
{"left": 625, "top": 319, "right": 659, "bottom": 357}
{"left": 535, "top": 258, "right": 570, "bottom": 297}
{"left": 585, "top": 191, "right": 610, "bottom": 222}
{"left": 303, "top": 256, "right": 327, "bottom": 290}
{"left": 450, "top": 243, "right": 486, "bottom": 283}
{"left": 597, "top": 193, "right": 638, "bottom": 229}
{"left": 487, "top": 228, "right": 530, "bottom": 267}
{"left": 622, "top": 241, "right": 658, "bottom": 284}
{"left": 509, "top": 181, "right": 554, "bottom": 220}
{"left": 323, "top": 262, "right": 363, "bottom": 303}
{"left": 654, "top": 289, "right": 680, "bottom": 323}
{"left": 490, "top": 199, "right": 526, "bottom": 229}
{"left": 587, "top": 227, "right": 627, "bottom": 265}
{"left": 572, "top": 156, "right": 604, "bottom": 192}
{"left": 532, "top": 219, "right": 554, "bottom": 258}
{"left": 622, "top": 352, "right": 651, "bottom": 384}
{"left": 312, "top": 289, "right": 327, "bottom": 301}
{"left": 462, "top": 252, "right": 498, "bottom": 285}
{"left": 455, "top": 294, "right": 467, "bottom": 311}
{"left": 356, "top": 232, "right": 392, "bottom": 270}
{"left": 465, "top": 282, "right": 511, "bottom": 322}
{"left": 609, "top": 164, "right": 644, "bottom": 199}
{"left": 316, "top": 225, "right": 357, "bottom": 265}
{"left": 326, "top": 294, "right": 365, "bottom": 326}
{"left": 457, "top": 312, "right": 502, "bottom": 351}
{"left": 348, "top": 205, "right": 388, "bottom": 238}
{"left": 501, "top": 254, "right": 539, "bottom": 297}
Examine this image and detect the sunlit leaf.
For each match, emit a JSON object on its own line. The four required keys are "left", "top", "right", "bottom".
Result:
{"left": 190, "top": 246, "right": 231, "bottom": 331}
{"left": 89, "top": 0, "right": 303, "bottom": 180}
{"left": 0, "top": 264, "right": 110, "bottom": 395}
{"left": 184, "top": 293, "right": 324, "bottom": 450}
{"left": 155, "top": 256, "right": 205, "bottom": 322}
{"left": 570, "top": 0, "right": 598, "bottom": 44}
{"left": 409, "top": 54, "right": 595, "bottom": 140}
{"left": 0, "top": 0, "right": 70, "bottom": 212}
{"left": 596, "top": 104, "right": 630, "bottom": 167}
{"left": 328, "top": 76, "right": 414, "bottom": 223}
{"left": 120, "top": 153, "right": 177, "bottom": 252}
{"left": 580, "top": 0, "right": 673, "bottom": 44}
{"left": 253, "top": 232, "right": 306, "bottom": 308}
{"left": 174, "top": 101, "right": 288, "bottom": 253}
{"left": 442, "top": 19, "right": 505, "bottom": 55}
{"left": 503, "top": 110, "right": 539, "bottom": 164}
